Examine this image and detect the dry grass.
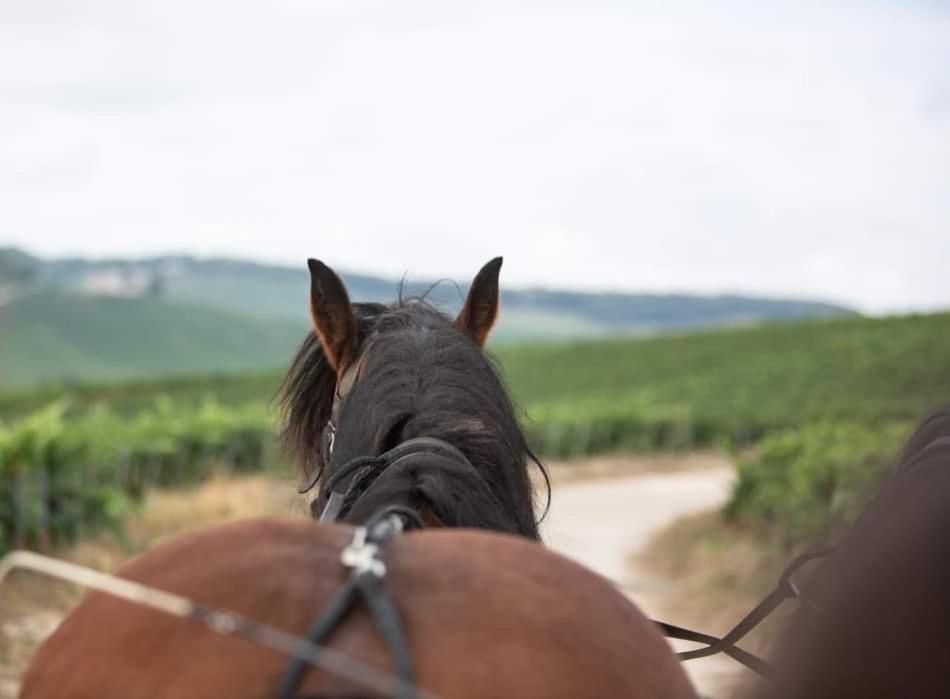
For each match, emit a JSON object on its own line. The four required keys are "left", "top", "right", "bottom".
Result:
{"left": 69, "top": 471, "right": 307, "bottom": 570}
{"left": 0, "top": 471, "right": 307, "bottom": 698}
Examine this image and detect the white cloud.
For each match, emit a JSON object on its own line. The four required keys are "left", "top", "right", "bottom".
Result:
{"left": 1, "top": 0, "right": 948, "bottom": 312}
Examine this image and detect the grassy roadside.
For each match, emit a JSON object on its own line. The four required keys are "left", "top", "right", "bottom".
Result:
{"left": 0, "top": 472, "right": 304, "bottom": 698}
{"left": 635, "top": 510, "right": 818, "bottom": 658}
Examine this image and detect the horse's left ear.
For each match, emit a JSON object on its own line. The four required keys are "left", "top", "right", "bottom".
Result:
{"left": 307, "top": 259, "right": 357, "bottom": 375}
{"left": 455, "top": 257, "right": 503, "bottom": 347}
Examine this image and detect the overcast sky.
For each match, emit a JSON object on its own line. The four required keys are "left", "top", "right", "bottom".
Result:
{"left": 2, "top": 1, "right": 948, "bottom": 313}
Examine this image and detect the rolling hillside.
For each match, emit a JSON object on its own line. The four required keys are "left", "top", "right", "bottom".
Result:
{"left": 0, "top": 291, "right": 303, "bottom": 388}
{"left": 503, "top": 312, "right": 950, "bottom": 439}
{"left": 0, "top": 246, "right": 860, "bottom": 388}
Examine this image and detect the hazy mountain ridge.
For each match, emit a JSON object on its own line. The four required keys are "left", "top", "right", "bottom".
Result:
{"left": 0, "top": 247, "right": 855, "bottom": 333}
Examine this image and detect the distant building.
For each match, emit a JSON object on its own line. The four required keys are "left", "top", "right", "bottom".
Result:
{"left": 80, "top": 267, "right": 154, "bottom": 297}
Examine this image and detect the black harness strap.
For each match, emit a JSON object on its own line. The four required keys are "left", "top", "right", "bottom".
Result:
{"left": 325, "top": 456, "right": 388, "bottom": 494}
{"left": 318, "top": 457, "right": 387, "bottom": 522}
{"left": 653, "top": 546, "right": 835, "bottom": 677}
{"left": 358, "top": 562, "right": 415, "bottom": 690}
{"left": 272, "top": 578, "right": 361, "bottom": 697}
{"left": 656, "top": 621, "right": 774, "bottom": 677}
{"left": 314, "top": 438, "right": 475, "bottom": 523}
{"left": 274, "top": 507, "right": 424, "bottom": 699}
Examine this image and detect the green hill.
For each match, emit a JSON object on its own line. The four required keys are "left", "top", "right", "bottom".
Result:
{"left": 5, "top": 310, "right": 947, "bottom": 445}
{"left": 502, "top": 311, "right": 950, "bottom": 453}
{"left": 0, "top": 291, "right": 303, "bottom": 388}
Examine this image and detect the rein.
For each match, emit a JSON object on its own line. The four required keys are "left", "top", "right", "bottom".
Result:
{"left": 275, "top": 506, "right": 425, "bottom": 699}
{"left": 652, "top": 546, "right": 835, "bottom": 677}
{"left": 0, "top": 547, "right": 443, "bottom": 699}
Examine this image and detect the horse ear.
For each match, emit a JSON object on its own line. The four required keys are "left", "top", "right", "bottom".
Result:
{"left": 307, "top": 259, "right": 357, "bottom": 374}
{"left": 455, "top": 257, "right": 503, "bottom": 347}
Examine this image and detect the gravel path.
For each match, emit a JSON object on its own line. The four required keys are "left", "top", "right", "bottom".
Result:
{"left": 543, "top": 465, "right": 741, "bottom": 698}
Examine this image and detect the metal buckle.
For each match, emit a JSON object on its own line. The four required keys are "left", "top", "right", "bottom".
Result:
{"left": 340, "top": 527, "right": 386, "bottom": 577}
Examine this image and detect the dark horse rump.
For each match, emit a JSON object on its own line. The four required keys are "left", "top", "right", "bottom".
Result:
{"left": 765, "top": 407, "right": 950, "bottom": 699}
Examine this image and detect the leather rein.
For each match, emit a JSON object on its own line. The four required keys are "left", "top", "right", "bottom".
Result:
{"left": 653, "top": 547, "right": 834, "bottom": 677}
{"left": 274, "top": 506, "right": 427, "bottom": 699}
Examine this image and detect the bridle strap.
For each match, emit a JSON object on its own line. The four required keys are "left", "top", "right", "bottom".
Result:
{"left": 0, "top": 549, "right": 440, "bottom": 699}
{"left": 275, "top": 507, "right": 423, "bottom": 699}
{"left": 296, "top": 348, "right": 371, "bottom": 495}
{"left": 274, "top": 576, "right": 361, "bottom": 696}
{"left": 381, "top": 437, "right": 470, "bottom": 468}
{"left": 317, "top": 491, "right": 346, "bottom": 522}
{"left": 316, "top": 438, "right": 474, "bottom": 523}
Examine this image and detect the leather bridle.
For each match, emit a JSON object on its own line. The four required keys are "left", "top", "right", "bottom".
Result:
{"left": 314, "top": 436, "right": 473, "bottom": 523}
{"left": 296, "top": 348, "right": 370, "bottom": 497}
{"left": 297, "top": 340, "right": 474, "bottom": 525}
{"left": 274, "top": 506, "right": 425, "bottom": 699}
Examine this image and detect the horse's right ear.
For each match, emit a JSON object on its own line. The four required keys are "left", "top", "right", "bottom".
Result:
{"left": 307, "top": 259, "right": 357, "bottom": 374}
{"left": 455, "top": 257, "right": 503, "bottom": 347}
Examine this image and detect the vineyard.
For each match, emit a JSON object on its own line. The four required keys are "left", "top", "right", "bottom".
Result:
{"left": 509, "top": 312, "right": 949, "bottom": 455}
{"left": 1, "top": 311, "right": 948, "bottom": 552}
{"left": 0, "top": 400, "right": 273, "bottom": 554}
{"left": 724, "top": 420, "right": 915, "bottom": 545}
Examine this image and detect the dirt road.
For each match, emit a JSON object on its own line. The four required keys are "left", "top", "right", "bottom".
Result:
{"left": 543, "top": 463, "right": 741, "bottom": 697}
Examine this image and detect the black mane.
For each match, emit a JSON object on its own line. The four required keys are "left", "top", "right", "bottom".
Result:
{"left": 278, "top": 298, "right": 547, "bottom": 539}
